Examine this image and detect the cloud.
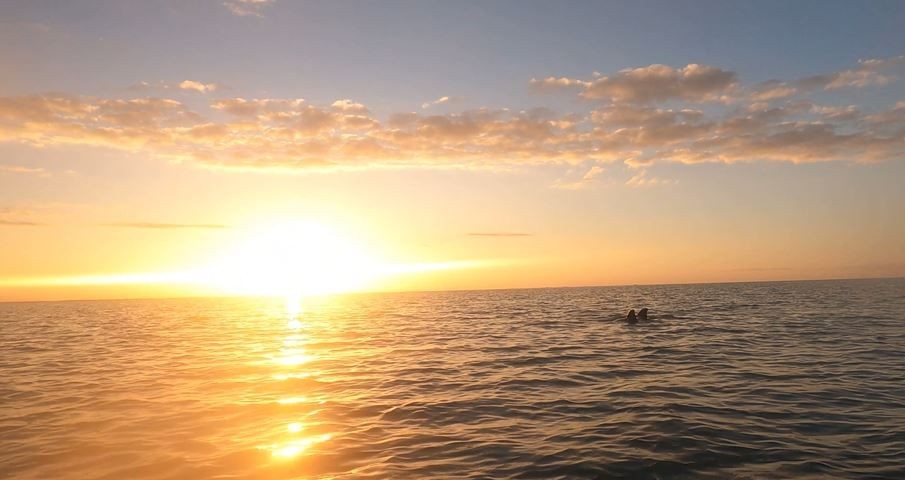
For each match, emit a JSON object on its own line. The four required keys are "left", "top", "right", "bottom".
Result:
{"left": 102, "top": 222, "right": 229, "bottom": 229}
{"left": 552, "top": 164, "right": 606, "bottom": 190}
{"left": 0, "top": 56, "right": 903, "bottom": 173}
{"left": 750, "top": 80, "right": 798, "bottom": 101}
{"left": 179, "top": 80, "right": 220, "bottom": 93}
{"left": 0, "top": 165, "right": 48, "bottom": 176}
{"left": 210, "top": 97, "right": 306, "bottom": 117}
{"left": 223, "top": 0, "right": 274, "bottom": 17}
{"left": 625, "top": 170, "right": 677, "bottom": 188}
{"left": 331, "top": 99, "right": 369, "bottom": 114}
{"left": 529, "top": 77, "right": 590, "bottom": 91}
{"left": 467, "top": 232, "right": 533, "bottom": 237}
{"left": 0, "top": 205, "right": 48, "bottom": 225}
{"left": 126, "top": 80, "right": 225, "bottom": 94}
{"left": 798, "top": 56, "right": 904, "bottom": 91}
{"left": 127, "top": 81, "right": 157, "bottom": 93}
{"left": 534, "top": 64, "right": 737, "bottom": 103}
{"left": 0, "top": 219, "right": 43, "bottom": 226}
{"left": 538, "top": 56, "right": 903, "bottom": 105}
{"left": 421, "top": 96, "right": 463, "bottom": 109}
{"left": 726, "top": 267, "right": 793, "bottom": 272}
{"left": 812, "top": 104, "right": 862, "bottom": 122}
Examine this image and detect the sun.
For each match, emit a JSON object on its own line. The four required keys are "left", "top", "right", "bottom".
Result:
{"left": 203, "top": 220, "right": 383, "bottom": 298}
{"left": 0, "top": 218, "right": 491, "bottom": 299}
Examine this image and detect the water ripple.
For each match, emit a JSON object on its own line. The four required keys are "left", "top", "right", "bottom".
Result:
{"left": 1, "top": 278, "right": 904, "bottom": 479}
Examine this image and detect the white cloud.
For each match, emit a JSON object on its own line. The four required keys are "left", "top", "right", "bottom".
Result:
{"left": 179, "top": 80, "right": 219, "bottom": 93}
{"left": 421, "top": 96, "right": 463, "bottom": 109}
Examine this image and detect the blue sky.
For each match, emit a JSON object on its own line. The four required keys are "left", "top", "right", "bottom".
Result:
{"left": 3, "top": 0, "right": 904, "bottom": 110}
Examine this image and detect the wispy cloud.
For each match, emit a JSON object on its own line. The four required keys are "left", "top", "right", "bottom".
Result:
{"left": 625, "top": 169, "right": 677, "bottom": 188}
{"left": 127, "top": 80, "right": 225, "bottom": 94}
{"left": 0, "top": 219, "right": 43, "bottom": 226}
{"left": 422, "top": 96, "right": 462, "bottom": 109}
{"left": 0, "top": 165, "right": 48, "bottom": 176}
{"left": 799, "top": 56, "right": 904, "bottom": 90}
{"left": 223, "top": 0, "right": 274, "bottom": 17}
{"left": 725, "top": 267, "right": 793, "bottom": 272}
{"left": 468, "top": 232, "right": 533, "bottom": 237}
{"left": 102, "top": 222, "right": 229, "bottom": 229}
{"left": 552, "top": 164, "right": 606, "bottom": 190}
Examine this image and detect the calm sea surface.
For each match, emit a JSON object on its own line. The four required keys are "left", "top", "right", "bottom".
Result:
{"left": 2, "top": 278, "right": 904, "bottom": 479}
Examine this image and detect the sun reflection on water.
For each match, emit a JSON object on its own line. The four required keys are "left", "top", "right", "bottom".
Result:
{"left": 283, "top": 336, "right": 302, "bottom": 347}
{"left": 272, "top": 372, "right": 317, "bottom": 381}
{"left": 274, "top": 351, "right": 314, "bottom": 366}
{"left": 286, "top": 295, "right": 303, "bottom": 320}
{"left": 267, "top": 434, "right": 333, "bottom": 459}
{"left": 262, "top": 295, "right": 333, "bottom": 462}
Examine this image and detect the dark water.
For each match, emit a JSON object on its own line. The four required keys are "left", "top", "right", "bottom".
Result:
{"left": 1, "top": 278, "right": 904, "bottom": 479}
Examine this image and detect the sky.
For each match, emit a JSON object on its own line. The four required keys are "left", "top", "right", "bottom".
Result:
{"left": 1, "top": 0, "right": 904, "bottom": 301}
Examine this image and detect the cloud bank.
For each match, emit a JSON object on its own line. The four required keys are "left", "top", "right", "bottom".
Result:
{"left": 1, "top": 56, "right": 903, "bottom": 173}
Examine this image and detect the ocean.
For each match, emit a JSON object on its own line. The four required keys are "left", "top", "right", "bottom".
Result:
{"left": 1, "top": 278, "right": 904, "bottom": 479}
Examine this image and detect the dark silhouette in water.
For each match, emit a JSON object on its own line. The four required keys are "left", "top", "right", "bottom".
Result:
{"left": 638, "top": 308, "right": 649, "bottom": 321}
{"left": 625, "top": 309, "right": 638, "bottom": 324}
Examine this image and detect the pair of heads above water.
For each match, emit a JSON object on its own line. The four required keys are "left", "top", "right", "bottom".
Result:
{"left": 625, "top": 308, "right": 649, "bottom": 324}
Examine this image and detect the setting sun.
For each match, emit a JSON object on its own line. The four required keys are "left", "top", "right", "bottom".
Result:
{"left": 0, "top": 217, "right": 493, "bottom": 300}
{"left": 202, "top": 220, "right": 382, "bottom": 297}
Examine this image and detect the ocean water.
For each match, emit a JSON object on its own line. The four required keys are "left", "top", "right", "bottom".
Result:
{"left": 1, "top": 278, "right": 904, "bottom": 480}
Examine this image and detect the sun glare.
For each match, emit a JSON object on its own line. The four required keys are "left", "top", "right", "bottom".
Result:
{"left": 0, "top": 219, "right": 492, "bottom": 299}
{"left": 203, "top": 221, "right": 382, "bottom": 297}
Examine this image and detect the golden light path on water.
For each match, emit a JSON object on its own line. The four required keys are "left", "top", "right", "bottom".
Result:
{"left": 258, "top": 297, "right": 332, "bottom": 461}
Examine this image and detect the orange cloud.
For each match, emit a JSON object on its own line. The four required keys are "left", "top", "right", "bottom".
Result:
{"left": 534, "top": 64, "right": 737, "bottom": 103}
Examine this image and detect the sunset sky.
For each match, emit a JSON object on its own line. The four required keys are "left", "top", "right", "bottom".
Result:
{"left": 1, "top": 0, "right": 904, "bottom": 301}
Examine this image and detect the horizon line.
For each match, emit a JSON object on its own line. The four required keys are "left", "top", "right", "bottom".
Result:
{"left": 1, "top": 274, "right": 901, "bottom": 305}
